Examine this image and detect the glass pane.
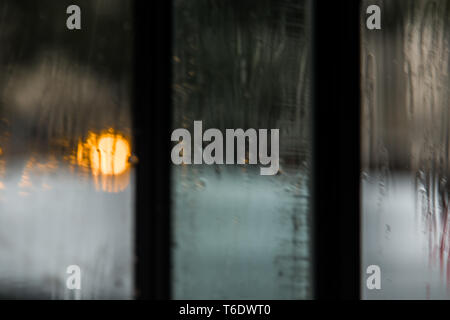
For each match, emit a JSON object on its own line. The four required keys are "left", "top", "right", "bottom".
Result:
{"left": 0, "top": 0, "right": 134, "bottom": 299}
{"left": 361, "top": 0, "right": 450, "bottom": 299}
{"left": 172, "top": 0, "right": 312, "bottom": 299}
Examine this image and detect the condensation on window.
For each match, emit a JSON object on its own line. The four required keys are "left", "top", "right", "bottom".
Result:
{"left": 361, "top": 0, "right": 450, "bottom": 299}
{"left": 0, "top": 0, "right": 134, "bottom": 299}
{"left": 172, "top": 0, "right": 312, "bottom": 299}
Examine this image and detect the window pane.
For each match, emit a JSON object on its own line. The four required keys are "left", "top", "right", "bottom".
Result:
{"left": 361, "top": 0, "right": 450, "bottom": 299}
{"left": 172, "top": 0, "right": 313, "bottom": 299}
{"left": 0, "top": 0, "right": 134, "bottom": 299}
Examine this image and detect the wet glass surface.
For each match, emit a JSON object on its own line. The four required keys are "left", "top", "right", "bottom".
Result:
{"left": 0, "top": 0, "right": 134, "bottom": 299}
{"left": 361, "top": 0, "right": 450, "bottom": 299}
{"left": 172, "top": 0, "right": 312, "bottom": 299}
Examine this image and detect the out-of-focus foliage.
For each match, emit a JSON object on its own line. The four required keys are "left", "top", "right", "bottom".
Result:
{"left": 173, "top": 0, "right": 311, "bottom": 163}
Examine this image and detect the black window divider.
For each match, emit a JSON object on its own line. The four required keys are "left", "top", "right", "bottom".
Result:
{"left": 134, "top": 0, "right": 362, "bottom": 300}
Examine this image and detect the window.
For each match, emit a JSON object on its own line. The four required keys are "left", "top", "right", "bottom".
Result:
{"left": 0, "top": 0, "right": 134, "bottom": 299}
{"left": 361, "top": 0, "right": 450, "bottom": 299}
{"left": 172, "top": 0, "right": 313, "bottom": 299}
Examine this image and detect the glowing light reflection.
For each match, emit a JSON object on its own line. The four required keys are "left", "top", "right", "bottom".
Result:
{"left": 76, "top": 130, "right": 131, "bottom": 193}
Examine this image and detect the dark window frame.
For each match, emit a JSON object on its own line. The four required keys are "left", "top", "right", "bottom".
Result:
{"left": 134, "top": 0, "right": 362, "bottom": 300}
